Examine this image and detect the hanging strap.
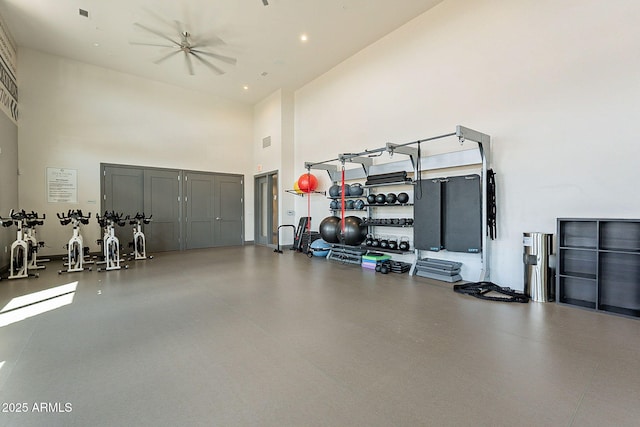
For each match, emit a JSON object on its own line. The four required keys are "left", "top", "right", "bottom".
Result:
{"left": 306, "top": 171, "right": 311, "bottom": 232}
{"left": 340, "top": 165, "right": 346, "bottom": 234}
{"left": 453, "top": 281, "right": 529, "bottom": 303}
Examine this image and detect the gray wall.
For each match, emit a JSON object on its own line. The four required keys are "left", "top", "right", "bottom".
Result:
{"left": 0, "top": 111, "right": 18, "bottom": 270}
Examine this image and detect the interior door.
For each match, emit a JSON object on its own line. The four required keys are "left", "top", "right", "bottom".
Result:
{"left": 144, "top": 169, "right": 181, "bottom": 252}
{"left": 102, "top": 166, "right": 144, "bottom": 246}
{"left": 214, "top": 175, "right": 243, "bottom": 247}
{"left": 184, "top": 172, "right": 215, "bottom": 249}
{"left": 254, "top": 172, "right": 278, "bottom": 247}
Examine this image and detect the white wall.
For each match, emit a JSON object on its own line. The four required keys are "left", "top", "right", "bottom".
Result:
{"left": 253, "top": 89, "right": 296, "bottom": 245}
{"left": 294, "top": 0, "right": 640, "bottom": 288}
{"left": 18, "top": 48, "right": 253, "bottom": 256}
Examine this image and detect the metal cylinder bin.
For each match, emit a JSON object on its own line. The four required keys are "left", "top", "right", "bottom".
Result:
{"left": 523, "top": 232, "right": 555, "bottom": 302}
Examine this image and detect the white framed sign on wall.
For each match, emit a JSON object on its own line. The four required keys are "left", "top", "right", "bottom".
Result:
{"left": 47, "top": 167, "right": 78, "bottom": 203}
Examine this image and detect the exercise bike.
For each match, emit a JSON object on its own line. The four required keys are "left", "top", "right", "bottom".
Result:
{"left": 0, "top": 210, "right": 39, "bottom": 280}
{"left": 129, "top": 213, "right": 153, "bottom": 260}
{"left": 96, "top": 211, "right": 128, "bottom": 272}
{"left": 57, "top": 210, "right": 92, "bottom": 274}
{"left": 24, "top": 211, "right": 49, "bottom": 271}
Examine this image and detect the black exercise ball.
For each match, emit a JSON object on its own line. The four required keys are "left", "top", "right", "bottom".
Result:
{"left": 367, "top": 194, "right": 376, "bottom": 204}
{"left": 386, "top": 193, "right": 397, "bottom": 204}
{"left": 375, "top": 194, "right": 386, "bottom": 204}
{"left": 319, "top": 216, "right": 340, "bottom": 243}
{"left": 337, "top": 216, "right": 368, "bottom": 246}
{"left": 330, "top": 200, "right": 339, "bottom": 210}
{"left": 397, "top": 192, "right": 409, "bottom": 204}
{"left": 329, "top": 185, "right": 340, "bottom": 198}
{"left": 353, "top": 199, "right": 365, "bottom": 210}
{"left": 345, "top": 200, "right": 355, "bottom": 210}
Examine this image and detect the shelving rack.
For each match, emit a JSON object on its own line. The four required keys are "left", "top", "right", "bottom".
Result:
{"left": 557, "top": 218, "right": 640, "bottom": 318}
{"left": 303, "top": 125, "right": 492, "bottom": 281}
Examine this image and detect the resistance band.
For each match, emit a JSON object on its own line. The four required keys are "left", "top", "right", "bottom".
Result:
{"left": 340, "top": 164, "right": 346, "bottom": 235}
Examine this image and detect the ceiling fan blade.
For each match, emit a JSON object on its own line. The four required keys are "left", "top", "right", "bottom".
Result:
{"left": 130, "top": 41, "right": 175, "bottom": 48}
{"left": 153, "top": 49, "right": 181, "bottom": 65}
{"left": 184, "top": 51, "right": 195, "bottom": 75}
{"left": 190, "top": 35, "right": 226, "bottom": 49}
{"left": 134, "top": 22, "right": 180, "bottom": 46}
{"left": 191, "top": 49, "right": 237, "bottom": 65}
{"left": 191, "top": 51, "right": 225, "bottom": 75}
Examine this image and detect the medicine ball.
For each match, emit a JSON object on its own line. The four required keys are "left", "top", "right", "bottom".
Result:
{"left": 375, "top": 194, "right": 386, "bottom": 204}
{"left": 386, "top": 193, "right": 397, "bottom": 204}
{"left": 329, "top": 184, "right": 341, "bottom": 198}
{"left": 397, "top": 192, "right": 409, "bottom": 204}
{"left": 330, "top": 200, "right": 339, "bottom": 210}
{"left": 354, "top": 199, "right": 365, "bottom": 210}
{"left": 342, "top": 185, "right": 351, "bottom": 197}
{"left": 349, "top": 183, "right": 364, "bottom": 196}
{"left": 319, "top": 216, "right": 340, "bottom": 243}
{"left": 367, "top": 194, "right": 376, "bottom": 204}
{"left": 345, "top": 200, "right": 355, "bottom": 210}
{"left": 337, "top": 216, "right": 368, "bottom": 246}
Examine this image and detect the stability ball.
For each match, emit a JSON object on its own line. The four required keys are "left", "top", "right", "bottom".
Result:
{"left": 310, "top": 239, "right": 331, "bottom": 257}
{"left": 297, "top": 173, "right": 318, "bottom": 193}
{"left": 319, "top": 216, "right": 341, "bottom": 243}
{"left": 337, "top": 216, "right": 368, "bottom": 246}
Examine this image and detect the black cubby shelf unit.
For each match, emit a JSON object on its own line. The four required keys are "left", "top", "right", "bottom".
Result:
{"left": 557, "top": 218, "right": 640, "bottom": 319}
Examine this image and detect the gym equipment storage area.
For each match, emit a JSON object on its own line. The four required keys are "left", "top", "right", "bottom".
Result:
{"left": 297, "top": 125, "right": 493, "bottom": 282}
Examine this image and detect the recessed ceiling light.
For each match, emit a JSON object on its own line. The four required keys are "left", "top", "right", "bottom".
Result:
{"left": 243, "top": 85, "right": 249, "bottom": 91}
{"left": 93, "top": 42, "right": 100, "bottom": 47}
{"left": 300, "top": 34, "right": 308, "bottom": 42}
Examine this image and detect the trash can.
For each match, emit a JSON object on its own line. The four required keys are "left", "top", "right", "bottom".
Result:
{"left": 523, "top": 232, "right": 555, "bottom": 302}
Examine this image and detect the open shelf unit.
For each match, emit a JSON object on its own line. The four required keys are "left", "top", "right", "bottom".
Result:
{"left": 557, "top": 218, "right": 640, "bottom": 318}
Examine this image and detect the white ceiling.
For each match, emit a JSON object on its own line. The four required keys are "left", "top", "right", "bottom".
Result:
{"left": 0, "top": 0, "right": 443, "bottom": 105}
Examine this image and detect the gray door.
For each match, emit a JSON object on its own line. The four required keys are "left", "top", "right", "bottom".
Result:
{"left": 144, "top": 169, "right": 181, "bottom": 252}
{"left": 214, "top": 175, "right": 243, "bottom": 247}
{"left": 103, "top": 166, "right": 144, "bottom": 246}
{"left": 184, "top": 172, "right": 215, "bottom": 249}
{"left": 254, "top": 172, "right": 278, "bottom": 247}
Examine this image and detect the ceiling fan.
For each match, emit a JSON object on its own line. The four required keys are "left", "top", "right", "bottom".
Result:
{"left": 130, "top": 21, "right": 237, "bottom": 76}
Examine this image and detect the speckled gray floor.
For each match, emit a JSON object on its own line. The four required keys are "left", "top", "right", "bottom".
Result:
{"left": 0, "top": 246, "right": 639, "bottom": 426}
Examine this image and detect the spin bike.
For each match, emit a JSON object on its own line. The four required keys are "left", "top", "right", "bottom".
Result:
{"left": 129, "top": 213, "right": 153, "bottom": 260}
{"left": 24, "top": 211, "right": 49, "bottom": 271}
{"left": 57, "top": 210, "right": 92, "bottom": 274}
{"left": 96, "top": 211, "right": 128, "bottom": 272}
{"left": 0, "top": 210, "right": 39, "bottom": 280}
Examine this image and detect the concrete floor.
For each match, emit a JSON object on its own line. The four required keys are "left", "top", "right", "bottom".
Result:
{"left": 0, "top": 245, "right": 639, "bottom": 426}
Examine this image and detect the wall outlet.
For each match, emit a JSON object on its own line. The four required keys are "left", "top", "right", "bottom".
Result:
{"left": 287, "top": 210, "right": 295, "bottom": 216}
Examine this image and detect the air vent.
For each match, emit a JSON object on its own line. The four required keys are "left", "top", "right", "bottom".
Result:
{"left": 79, "top": 9, "right": 89, "bottom": 18}
{"left": 262, "top": 136, "right": 271, "bottom": 148}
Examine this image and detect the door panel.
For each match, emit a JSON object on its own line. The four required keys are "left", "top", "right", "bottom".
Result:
{"left": 103, "top": 166, "right": 144, "bottom": 246}
{"left": 185, "top": 172, "right": 215, "bottom": 249}
{"left": 215, "top": 175, "right": 243, "bottom": 247}
{"left": 144, "top": 170, "right": 181, "bottom": 252}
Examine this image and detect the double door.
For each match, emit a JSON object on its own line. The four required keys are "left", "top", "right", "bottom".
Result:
{"left": 102, "top": 165, "right": 243, "bottom": 252}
